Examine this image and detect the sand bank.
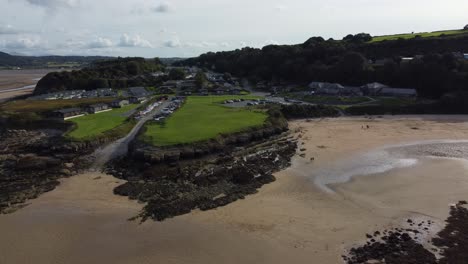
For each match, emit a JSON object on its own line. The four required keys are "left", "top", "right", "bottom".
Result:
{"left": 2, "top": 116, "right": 468, "bottom": 263}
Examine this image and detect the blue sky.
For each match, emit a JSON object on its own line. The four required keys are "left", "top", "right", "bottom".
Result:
{"left": 1, "top": 0, "right": 467, "bottom": 57}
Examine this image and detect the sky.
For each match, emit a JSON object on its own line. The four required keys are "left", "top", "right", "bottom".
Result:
{"left": 0, "top": 0, "right": 467, "bottom": 58}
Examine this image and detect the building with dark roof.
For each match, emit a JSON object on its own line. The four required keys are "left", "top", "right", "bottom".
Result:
{"left": 50, "top": 108, "right": 83, "bottom": 120}
{"left": 85, "top": 103, "right": 109, "bottom": 114}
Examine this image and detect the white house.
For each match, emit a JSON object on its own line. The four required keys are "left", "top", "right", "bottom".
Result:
{"left": 309, "top": 82, "right": 345, "bottom": 95}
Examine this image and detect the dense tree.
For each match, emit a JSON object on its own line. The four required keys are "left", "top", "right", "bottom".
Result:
{"left": 168, "top": 68, "right": 186, "bottom": 80}
{"left": 464, "top": 25, "right": 468, "bottom": 30}
{"left": 35, "top": 57, "right": 164, "bottom": 94}
{"left": 195, "top": 71, "right": 207, "bottom": 89}
{"left": 178, "top": 34, "right": 468, "bottom": 99}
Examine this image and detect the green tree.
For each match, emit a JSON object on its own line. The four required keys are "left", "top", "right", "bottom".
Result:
{"left": 195, "top": 71, "right": 207, "bottom": 89}
{"left": 168, "top": 68, "right": 186, "bottom": 80}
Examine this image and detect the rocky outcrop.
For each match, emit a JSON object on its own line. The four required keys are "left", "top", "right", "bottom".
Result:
{"left": 0, "top": 129, "right": 91, "bottom": 213}
{"left": 131, "top": 124, "right": 288, "bottom": 165}
{"left": 106, "top": 135, "right": 297, "bottom": 221}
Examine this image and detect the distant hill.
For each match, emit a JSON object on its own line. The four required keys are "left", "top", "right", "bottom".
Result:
{"left": 370, "top": 29, "right": 468, "bottom": 42}
{"left": 0, "top": 51, "right": 113, "bottom": 69}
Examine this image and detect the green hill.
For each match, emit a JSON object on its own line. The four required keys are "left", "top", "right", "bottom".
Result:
{"left": 371, "top": 29, "right": 468, "bottom": 42}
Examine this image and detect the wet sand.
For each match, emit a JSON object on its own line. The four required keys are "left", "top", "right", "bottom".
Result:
{"left": 0, "top": 69, "right": 52, "bottom": 90}
{"left": 0, "top": 69, "right": 55, "bottom": 102}
{"left": 2, "top": 116, "right": 468, "bottom": 263}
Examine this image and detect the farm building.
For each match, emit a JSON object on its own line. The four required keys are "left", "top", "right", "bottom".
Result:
{"left": 111, "top": 99, "right": 129, "bottom": 108}
{"left": 85, "top": 103, "right": 110, "bottom": 114}
{"left": 50, "top": 108, "right": 83, "bottom": 120}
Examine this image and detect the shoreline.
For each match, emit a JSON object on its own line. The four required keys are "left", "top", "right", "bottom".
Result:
{"left": 1, "top": 116, "right": 468, "bottom": 263}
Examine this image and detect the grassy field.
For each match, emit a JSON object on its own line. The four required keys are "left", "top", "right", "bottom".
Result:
{"left": 142, "top": 96, "right": 267, "bottom": 146}
{"left": 370, "top": 29, "right": 468, "bottom": 42}
{"left": 67, "top": 104, "right": 139, "bottom": 139}
{"left": 0, "top": 97, "right": 117, "bottom": 113}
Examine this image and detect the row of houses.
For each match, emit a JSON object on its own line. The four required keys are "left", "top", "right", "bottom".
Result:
{"left": 50, "top": 95, "right": 148, "bottom": 120}
{"left": 50, "top": 103, "right": 111, "bottom": 120}
{"left": 309, "top": 82, "right": 417, "bottom": 97}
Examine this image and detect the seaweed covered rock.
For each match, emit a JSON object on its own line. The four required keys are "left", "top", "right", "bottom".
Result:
{"left": 107, "top": 135, "right": 297, "bottom": 221}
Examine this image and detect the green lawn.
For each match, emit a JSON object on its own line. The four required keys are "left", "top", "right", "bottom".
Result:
{"left": 0, "top": 97, "right": 117, "bottom": 113}
{"left": 142, "top": 96, "right": 267, "bottom": 146}
{"left": 67, "top": 104, "right": 139, "bottom": 139}
{"left": 370, "top": 29, "right": 468, "bottom": 42}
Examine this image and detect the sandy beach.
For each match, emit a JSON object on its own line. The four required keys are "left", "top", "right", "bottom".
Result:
{"left": 2, "top": 116, "right": 468, "bottom": 264}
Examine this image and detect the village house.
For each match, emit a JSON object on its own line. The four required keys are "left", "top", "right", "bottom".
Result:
{"left": 361, "top": 82, "right": 417, "bottom": 97}
{"left": 215, "top": 88, "right": 226, "bottom": 95}
{"left": 50, "top": 108, "right": 83, "bottom": 120}
{"left": 199, "top": 89, "right": 209, "bottom": 96}
{"left": 111, "top": 99, "right": 129, "bottom": 108}
{"left": 84, "top": 103, "right": 110, "bottom": 114}
{"left": 380, "top": 87, "right": 417, "bottom": 97}
{"left": 129, "top": 87, "right": 150, "bottom": 97}
{"left": 129, "top": 96, "right": 146, "bottom": 104}
{"left": 360, "top": 82, "right": 388, "bottom": 96}
{"left": 309, "top": 82, "right": 345, "bottom": 95}
{"left": 228, "top": 88, "right": 242, "bottom": 95}
{"left": 180, "top": 80, "right": 198, "bottom": 90}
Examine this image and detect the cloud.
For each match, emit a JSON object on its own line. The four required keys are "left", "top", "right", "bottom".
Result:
{"left": 274, "top": 4, "right": 287, "bottom": 11}
{"left": 0, "top": 24, "right": 22, "bottom": 35}
{"left": 264, "top": 39, "right": 279, "bottom": 46}
{"left": 118, "top": 34, "right": 153, "bottom": 48}
{"left": 164, "top": 37, "right": 181, "bottom": 48}
{"left": 153, "top": 2, "right": 172, "bottom": 13}
{"left": 3, "top": 37, "right": 41, "bottom": 49}
{"left": 25, "top": 0, "right": 79, "bottom": 8}
{"left": 220, "top": 42, "right": 230, "bottom": 47}
{"left": 87, "top": 37, "right": 113, "bottom": 49}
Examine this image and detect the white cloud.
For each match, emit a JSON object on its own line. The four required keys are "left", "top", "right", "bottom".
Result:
{"left": 3, "top": 37, "right": 41, "bottom": 49}
{"left": 118, "top": 34, "right": 153, "bottom": 48}
{"left": 87, "top": 37, "right": 113, "bottom": 49}
{"left": 153, "top": 2, "right": 172, "bottom": 13}
{"left": 264, "top": 39, "right": 279, "bottom": 46}
{"left": 274, "top": 4, "right": 287, "bottom": 11}
{"left": 220, "top": 42, "right": 230, "bottom": 47}
{"left": 164, "top": 37, "right": 181, "bottom": 48}
{"left": 0, "top": 24, "right": 22, "bottom": 35}
{"left": 25, "top": 0, "right": 79, "bottom": 8}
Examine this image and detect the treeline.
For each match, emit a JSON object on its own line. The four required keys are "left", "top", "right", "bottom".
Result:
{"left": 0, "top": 51, "right": 112, "bottom": 68}
{"left": 34, "top": 57, "right": 164, "bottom": 95}
{"left": 179, "top": 34, "right": 468, "bottom": 99}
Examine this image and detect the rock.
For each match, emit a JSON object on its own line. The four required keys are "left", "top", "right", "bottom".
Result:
{"left": 15, "top": 155, "right": 60, "bottom": 170}
{"left": 64, "top": 163, "right": 74, "bottom": 169}
{"left": 60, "top": 169, "right": 71, "bottom": 176}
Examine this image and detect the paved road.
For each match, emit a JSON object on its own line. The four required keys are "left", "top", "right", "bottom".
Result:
{"left": 91, "top": 98, "right": 173, "bottom": 169}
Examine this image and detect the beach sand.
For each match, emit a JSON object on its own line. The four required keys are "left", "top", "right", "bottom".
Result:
{"left": 2, "top": 116, "right": 468, "bottom": 264}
